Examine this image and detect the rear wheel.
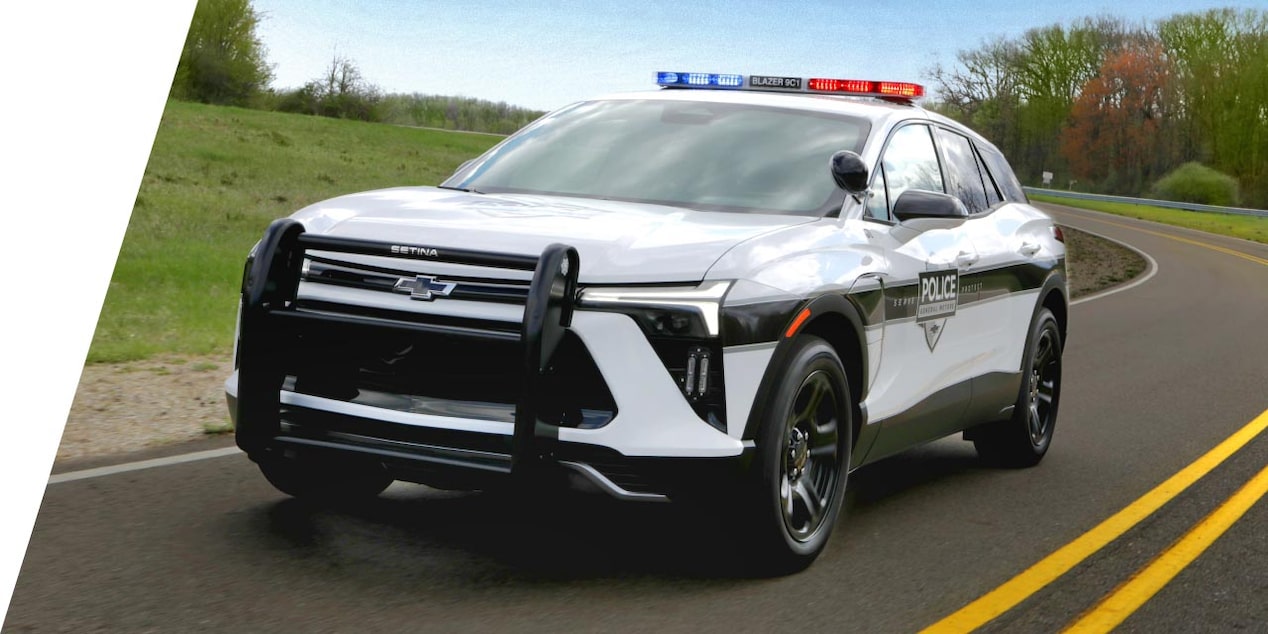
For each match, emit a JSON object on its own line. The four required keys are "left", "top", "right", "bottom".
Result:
{"left": 743, "top": 335, "right": 852, "bottom": 575}
{"left": 257, "top": 453, "right": 393, "bottom": 502}
{"left": 974, "top": 307, "right": 1062, "bottom": 467}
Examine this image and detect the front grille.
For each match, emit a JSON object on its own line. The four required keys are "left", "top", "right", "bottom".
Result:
{"left": 302, "top": 256, "right": 531, "bottom": 304}
{"left": 280, "top": 319, "right": 616, "bottom": 430}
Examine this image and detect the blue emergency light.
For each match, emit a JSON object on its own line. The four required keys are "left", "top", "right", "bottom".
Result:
{"left": 656, "top": 72, "right": 744, "bottom": 88}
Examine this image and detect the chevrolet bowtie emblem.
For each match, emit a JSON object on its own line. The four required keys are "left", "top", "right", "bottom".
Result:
{"left": 393, "top": 275, "right": 456, "bottom": 301}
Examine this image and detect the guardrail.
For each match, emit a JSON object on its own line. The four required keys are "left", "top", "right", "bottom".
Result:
{"left": 1023, "top": 187, "right": 1268, "bottom": 219}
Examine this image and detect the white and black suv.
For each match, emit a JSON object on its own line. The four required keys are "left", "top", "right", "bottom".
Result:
{"left": 226, "top": 72, "right": 1067, "bottom": 573}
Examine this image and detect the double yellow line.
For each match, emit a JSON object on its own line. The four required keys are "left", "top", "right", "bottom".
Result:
{"left": 922, "top": 410, "right": 1268, "bottom": 633}
{"left": 1066, "top": 459, "right": 1268, "bottom": 632}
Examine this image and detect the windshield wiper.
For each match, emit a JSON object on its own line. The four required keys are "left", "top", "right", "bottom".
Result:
{"left": 437, "top": 184, "right": 483, "bottom": 194}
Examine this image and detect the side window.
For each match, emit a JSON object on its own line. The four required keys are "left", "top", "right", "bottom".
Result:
{"left": 973, "top": 145, "right": 1003, "bottom": 206}
{"left": 978, "top": 144, "right": 1028, "bottom": 203}
{"left": 880, "top": 124, "right": 944, "bottom": 214}
{"left": 936, "top": 129, "right": 989, "bottom": 214}
{"left": 865, "top": 162, "right": 891, "bottom": 221}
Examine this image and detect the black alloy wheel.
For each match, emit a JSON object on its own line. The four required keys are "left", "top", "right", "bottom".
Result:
{"left": 974, "top": 307, "right": 1063, "bottom": 467}
{"left": 745, "top": 335, "right": 852, "bottom": 575}
{"left": 1026, "top": 324, "right": 1060, "bottom": 446}
{"left": 780, "top": 369, "right": 843, "bottom": 542}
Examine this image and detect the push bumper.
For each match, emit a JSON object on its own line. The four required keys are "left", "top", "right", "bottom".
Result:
{"left": 231, "top": 219, "right": 747, "bottom": 499}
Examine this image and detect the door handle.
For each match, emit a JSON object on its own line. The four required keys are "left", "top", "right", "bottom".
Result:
{"left": 1019, "top": 242, "right": 1040, "bottom": 256}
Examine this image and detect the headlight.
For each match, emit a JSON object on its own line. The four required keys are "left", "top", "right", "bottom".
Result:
{"left": 576, "top": 280, "right": 731, "bottom": 338}
{"left": 577, "top": 281, "right": 732, "bottom": 432}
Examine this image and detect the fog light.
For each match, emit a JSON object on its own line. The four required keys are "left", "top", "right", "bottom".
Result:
{"left": 684, "top": 346, "right": 711, "bottom": 398}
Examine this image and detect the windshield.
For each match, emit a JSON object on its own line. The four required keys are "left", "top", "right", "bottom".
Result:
{"left": 445, "top": 99, "right": 870, "bottom": 216}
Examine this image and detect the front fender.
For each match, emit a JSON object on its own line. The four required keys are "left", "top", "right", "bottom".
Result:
{"left": 737, "top": 292, "right": 869, "bottom": 444}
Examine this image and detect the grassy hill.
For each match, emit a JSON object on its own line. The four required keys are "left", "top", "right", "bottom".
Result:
{"left": 90, "top": 101, "right": 502, "bottom": 362}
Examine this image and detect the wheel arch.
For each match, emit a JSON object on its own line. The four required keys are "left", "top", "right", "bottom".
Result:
{"left": 741, "top": 293, "right": 868, "bottom": 450}
{"left": 1038, "top": 271, "right": 1069, "bottom": 351}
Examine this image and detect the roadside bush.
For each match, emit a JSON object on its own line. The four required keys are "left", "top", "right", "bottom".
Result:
{"left": 1150, "top": 163, "right": 1241, "bottom": 206}
{"left": 274, "top": 85, "right": 323, "bottom": 117}
{"left": 378, "top": 94, "right": 546, "bottom": 134}
{"left": 273, "top": 56, "right": 383, "bottom": 122}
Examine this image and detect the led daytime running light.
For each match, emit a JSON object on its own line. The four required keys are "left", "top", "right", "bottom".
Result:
{"left": 578, "top": 280, "right": 731, "bottom": 337}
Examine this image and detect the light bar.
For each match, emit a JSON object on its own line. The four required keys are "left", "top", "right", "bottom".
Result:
{"left": 656, "top": 72, "right": 924, "bottom": 101}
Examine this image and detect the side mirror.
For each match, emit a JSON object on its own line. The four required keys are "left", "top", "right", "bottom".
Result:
{"left": 829, "top": 151, "right": 869, "bottom": 194}
{"left": 892, "top": 189, "right": 969, "bottom": 222}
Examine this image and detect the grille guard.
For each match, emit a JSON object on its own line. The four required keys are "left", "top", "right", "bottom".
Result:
{"left": 235, "top": 218, "right": 580, "bottom": 477}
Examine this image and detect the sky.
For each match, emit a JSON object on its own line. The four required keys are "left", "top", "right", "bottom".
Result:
{"left": 254, "top": 0, "right": 1247, "bottom": 111}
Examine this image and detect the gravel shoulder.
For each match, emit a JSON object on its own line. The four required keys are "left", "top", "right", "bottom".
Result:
{"left": 56, "top": 225, "right": 1145, "bottom": 463}
{"left": 59, "top": 355, "right": 235, "bottom": 462}
{"left": 1062, "top": 225, "right": 1147, "bottom": 298}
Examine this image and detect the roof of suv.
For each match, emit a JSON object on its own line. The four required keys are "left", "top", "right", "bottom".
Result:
{"left": 595, "top": 87, "right": 924, "bottom": 121}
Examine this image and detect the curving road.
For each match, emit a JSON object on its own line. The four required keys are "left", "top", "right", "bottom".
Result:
{"left": 7, "top": 204, "right": 1268, "bottom": 632}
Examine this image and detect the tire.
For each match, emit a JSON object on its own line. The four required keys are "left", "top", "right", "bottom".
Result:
{"left": 742, "top": 335, "right": 852, "bottom": 575}
{"left": 257, "top": 453, "right": 394, "bottom": 502}
{"left": 974, "top": 307, "right": 1063, "bottom": 468}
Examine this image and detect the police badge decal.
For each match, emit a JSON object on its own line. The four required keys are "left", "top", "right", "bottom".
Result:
{"left": 917, "top": 270, "right": 959, "bottom": 351}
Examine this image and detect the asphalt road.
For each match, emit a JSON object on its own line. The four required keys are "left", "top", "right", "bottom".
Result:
{"left": 7, "top": 204, "right": 1268, "bottom": 633}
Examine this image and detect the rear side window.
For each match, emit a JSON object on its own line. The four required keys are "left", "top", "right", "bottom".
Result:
{"left": 974, "top": 147, "right": 1003, "bottom": 206}
{"left": 936, "top": 129, "right": 989, "bottom": 213}
{"left": 977, "top": 144, "right": 1027, "bottom": 203}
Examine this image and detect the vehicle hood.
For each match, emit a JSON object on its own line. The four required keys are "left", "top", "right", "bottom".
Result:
{"left": 290, "top": 187, "right": 818, "bottom": 283}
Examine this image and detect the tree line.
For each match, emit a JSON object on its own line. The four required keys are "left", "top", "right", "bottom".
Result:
{"left": 926, "top": 8, "right": 1268, "bottom": 208}
{"left": 168, "top": 0, "right": 544, "bottom": 135}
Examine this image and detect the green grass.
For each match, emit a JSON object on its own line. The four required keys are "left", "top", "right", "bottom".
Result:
{"left": 89, "top": 100, "right": 500, "bottom": 363}
{"left": 1029, "top": 193, "right": 1268, "bottom": 244}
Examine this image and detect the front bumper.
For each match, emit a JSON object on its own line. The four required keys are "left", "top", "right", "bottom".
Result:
{"left": 230, "top": 219, "right": 747, "bottom": 499}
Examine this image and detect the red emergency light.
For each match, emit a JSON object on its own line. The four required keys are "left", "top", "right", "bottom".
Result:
{"left": 808, "top": 77, "right": 925, "bottom": 99}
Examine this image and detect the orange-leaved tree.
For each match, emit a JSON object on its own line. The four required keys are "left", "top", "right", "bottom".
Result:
{"left": 1061, "top": 40, "right": 1176, "bottom": 195}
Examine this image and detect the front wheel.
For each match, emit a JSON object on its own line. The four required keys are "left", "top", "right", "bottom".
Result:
{"left": 257, "top": 453, "right": 394, "bottom": 502}
{"left": 974, "top": 307, "right": 1063, "bottom": 467}
{"left": 742, "top": 335, "right": 852, "bottom": 575}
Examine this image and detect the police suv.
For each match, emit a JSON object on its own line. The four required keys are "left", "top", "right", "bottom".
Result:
{"left": 227, "top": 72, "right": 1067, "bottom": 573}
